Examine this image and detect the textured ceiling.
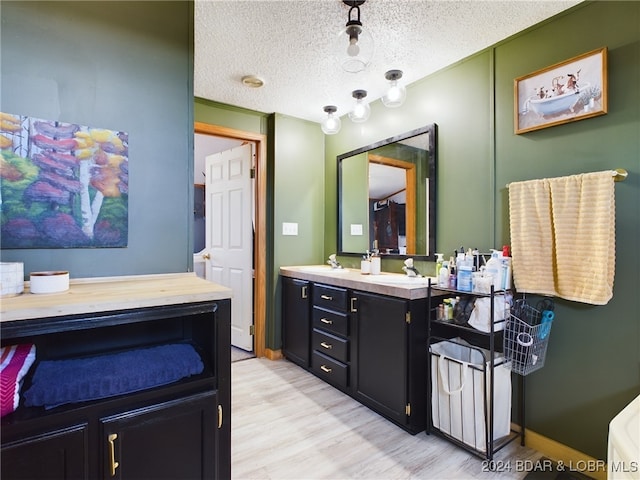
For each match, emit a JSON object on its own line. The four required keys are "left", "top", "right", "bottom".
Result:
{"left": 195, "top": 0, "right": 582, "bottom": 124}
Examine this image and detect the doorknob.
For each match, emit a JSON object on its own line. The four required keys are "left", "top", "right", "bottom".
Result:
{"left": 203, "top": 253, "right": 211, "bottom": 260}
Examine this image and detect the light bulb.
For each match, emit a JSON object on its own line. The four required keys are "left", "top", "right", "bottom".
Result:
{"left": 347, "top": 38, "right": 360, "bottom": 57}
{"left": 334, "top": 4, "right": 374, "bottom": 74}
{"left": 321, "top": 106, "right": 341, "bottom": 135}
{"left": 382, "top": 70, "right": 407, "bottom": 108}
{"left": 348, "top": 90, "right": 370, "bottom": 123}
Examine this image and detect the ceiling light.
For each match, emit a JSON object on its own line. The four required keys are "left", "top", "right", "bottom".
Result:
{"left": 241, "top": 75, "right": 264, "bottom": 88}
{"left": 348, "top": 90, "right": 370, "bottom": 123}
{"left": 321, "top": 106, "right": 342, "bottom": 135}
{"left": 335, "top": 0, "right": 374, "bottom": 73}
{"left": 382, "top": 69, "right": 406, "bottom": 108}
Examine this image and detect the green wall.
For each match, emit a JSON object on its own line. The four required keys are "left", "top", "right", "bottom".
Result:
{"left": 1, "top": 1, "right": 194, "bottom": 277}
{"left": 271, "top": 114, "right": 326, "bottom": 349}
{"left": 325, "top": 1, "right": 639, "bottom": 459}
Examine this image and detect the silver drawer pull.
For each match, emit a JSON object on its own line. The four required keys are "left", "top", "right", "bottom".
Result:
{"left": 320, "top": 318, "right": 333, "bottom": 325}
{"left": 321, "top": 294, "right": 333, "bottom": 300}
{"left": 320, "top": 365, "right": 332, "bottom": 373}
{"left": 320, "top": 341, "right": 332, "bottom": 349}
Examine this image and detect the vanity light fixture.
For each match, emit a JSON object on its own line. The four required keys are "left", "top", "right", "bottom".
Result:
{"left": 335, "top": 0, "right": 374, "bottom": 73}
{"left": 381, "top": 69, "right": 407, "bottom": 108}
{"left": 321, "top": 105, "right": 342, "bottom": 135}
{"left": 348, "top": 90, "right": 371, "bottom": 123}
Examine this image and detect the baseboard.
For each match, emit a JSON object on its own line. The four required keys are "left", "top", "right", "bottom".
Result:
{"left": 524, "top": 428, "right": 607, "bottom": 480}
{"left": 264, "top": 348, "right": 282, "bottom": 360}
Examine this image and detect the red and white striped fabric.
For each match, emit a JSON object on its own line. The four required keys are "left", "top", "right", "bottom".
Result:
{"left": 1, "top": 344, "right": 36, "bottom": 417}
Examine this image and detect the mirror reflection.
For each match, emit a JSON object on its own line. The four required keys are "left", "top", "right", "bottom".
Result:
{"left": 338, "top": 124, "right": 437, "bottom": 259}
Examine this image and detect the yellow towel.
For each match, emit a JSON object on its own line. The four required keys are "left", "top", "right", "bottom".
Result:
{"left": 508, "top": 171, "right": 615, "bottom": 305}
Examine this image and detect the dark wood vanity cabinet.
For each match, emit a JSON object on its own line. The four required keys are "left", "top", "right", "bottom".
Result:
{"left": 310, "top": 284, "right": 351, "bottom": 391}
{"left": 101, "top": 390, "right": 218, "bottom": 479}
{"left": 281, "top": 274, "right": 429, "bottom": 435}
{"left": 1, "top": 276, "right": 231, "bottom": 480}
{"left": 351, "top": 290, "right": 428, "bottom": 434}
{"left": 1, "top": 423, "right": 89, "bottom": 479}
{"left": 282, "top": 277, "right": 311, "bottom": 368}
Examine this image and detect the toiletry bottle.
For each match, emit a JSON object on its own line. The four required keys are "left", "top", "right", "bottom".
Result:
{"left": 435, "top": 253, "right": 444, "bottom": 276}
{"left": 370, "top": 254, "right": 381, "bottom": 275}
{"left": 485, "top": 250, "right": 502, "bottom": 290}
{"left": 448, "top": 263, "right": 457, "bottom": 290}
{"left": 500, "top": 255, "right": 512, "bottom": 290}
{"left": 457, "top": 264, "right": 472, "bottom": 292}
{"left": 361, "top": 252, "right": 371, "bottom": 275}
{"left": 447, "top": 297, "right": 455, "bottom": 320}
{"left": 438, "top": 261, "right": 449, "bottom": 287}
{"left": 442, "top": 299, "right": 450, "bottom": 320}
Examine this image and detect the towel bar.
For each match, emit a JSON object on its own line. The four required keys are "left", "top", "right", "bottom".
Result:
{"left": 506, "top": 169, "right": 628, "bottom": 188}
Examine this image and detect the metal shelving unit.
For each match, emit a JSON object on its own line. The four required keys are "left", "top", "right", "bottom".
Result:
{"left": 426, "top": 279, "right": 525, "bottom": 462}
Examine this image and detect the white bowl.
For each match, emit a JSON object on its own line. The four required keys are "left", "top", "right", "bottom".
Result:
{"left": 30, "top": 271, "right": 70, "bottom": 294}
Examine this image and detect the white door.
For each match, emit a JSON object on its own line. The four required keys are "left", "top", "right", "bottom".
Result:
{"left": 205, "top": 143, "right": 254, "bottom": 351}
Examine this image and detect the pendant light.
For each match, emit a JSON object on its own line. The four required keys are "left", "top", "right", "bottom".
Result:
{"left": 381, "top": 69, "right": 407, "bottom": 108}
{"left": 321, "top": 106, "right": 342, "bottom": 135}
{"left": 334, "top": 0, "right": 374, "bottom": 73}
{"left": 348, "top": 90, "right": 370, "bottom": 123}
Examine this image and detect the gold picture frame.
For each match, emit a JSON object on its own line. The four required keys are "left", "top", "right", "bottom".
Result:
{"left": 514, "top": 47, "right": 608, "bottom": 134}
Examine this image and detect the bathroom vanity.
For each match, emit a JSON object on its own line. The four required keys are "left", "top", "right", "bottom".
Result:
{"left": 0, "top": 273, "right": 232, "bottom": 480}
{"left": 281, "top": 266, "right": 435, "bottom": 434}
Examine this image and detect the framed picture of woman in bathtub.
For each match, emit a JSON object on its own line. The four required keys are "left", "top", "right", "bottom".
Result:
{"left": 514, "top": 47, "right": 607, "bottom": 134}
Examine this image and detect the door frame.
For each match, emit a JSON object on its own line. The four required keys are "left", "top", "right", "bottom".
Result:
{"left": 195, "top": 122, "right": 266, "bottom": 359}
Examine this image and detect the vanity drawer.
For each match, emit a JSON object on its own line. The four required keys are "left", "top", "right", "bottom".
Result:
{"left": 312, "top": 328, "right": 348, "bottom": 363}
{"left": 312, "top": 306, "right": 348, "bottom": 337}
{"left": 312, "top": 351, "right": 348, "bottom": 389}
{"left": 313, "top": 284, "right": 348, "bottom": 313}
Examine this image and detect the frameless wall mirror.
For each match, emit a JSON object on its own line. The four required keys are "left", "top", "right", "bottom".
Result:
{"left": 338, "top": 124, "right": 437, "bottom": 259}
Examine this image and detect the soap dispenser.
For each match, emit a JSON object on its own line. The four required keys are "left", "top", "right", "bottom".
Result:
{"left": 435, "top": 253, "right": 444, "bottom": 276}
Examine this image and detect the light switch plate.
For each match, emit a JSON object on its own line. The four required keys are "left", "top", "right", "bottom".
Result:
{"left": 350, "top": 224, "right": 363, "bottom": 236}
{"left": 282, "top": 222, "right": 298, "bottom": 236}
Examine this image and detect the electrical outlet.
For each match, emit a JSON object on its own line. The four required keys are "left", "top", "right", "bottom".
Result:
{"left": 282, "top": 222, "right": 298, "bottom": 236}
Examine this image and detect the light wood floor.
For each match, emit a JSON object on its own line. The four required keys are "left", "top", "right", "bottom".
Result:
{"left": 231, "top": 358, "right": 543, "bottom": 480}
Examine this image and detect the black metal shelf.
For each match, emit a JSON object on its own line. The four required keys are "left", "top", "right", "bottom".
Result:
{"left": 426, "top": 280, "right": 525, "bottom": 462}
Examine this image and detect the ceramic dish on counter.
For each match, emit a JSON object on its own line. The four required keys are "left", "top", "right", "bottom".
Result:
{"left": 29, "top": 271, "right": 70, "bottom": 294}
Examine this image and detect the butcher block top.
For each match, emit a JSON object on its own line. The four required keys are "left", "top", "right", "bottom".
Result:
{"left": 0, "top": 272, "right": 232, "bottom": 322}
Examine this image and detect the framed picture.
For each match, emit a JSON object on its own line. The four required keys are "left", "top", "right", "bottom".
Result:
{"left": 514, "top": 47, "right": 607, "bottom": 134}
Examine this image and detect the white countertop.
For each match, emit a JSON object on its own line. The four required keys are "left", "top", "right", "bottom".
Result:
{"left": 280, "top": 265, "right": 438, "bottom": 300}
{"left": 0, "top": 272, "right": 232, "bottom": 322}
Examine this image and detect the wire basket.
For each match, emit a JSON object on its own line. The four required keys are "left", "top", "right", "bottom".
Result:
{"left": 503, "top": 300, "right": 553, "bottom": 376}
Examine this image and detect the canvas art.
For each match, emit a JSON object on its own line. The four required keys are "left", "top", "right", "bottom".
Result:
{"left": 514, "top": 47, "right": 607, "bottom": 134}
{"left": 1, "top": 113, "right": 128, "bottom": 248}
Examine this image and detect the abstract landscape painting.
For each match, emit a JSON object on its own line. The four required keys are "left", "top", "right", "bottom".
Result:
{"left": 1, "top": 113, "right": 128, "bottom": 248}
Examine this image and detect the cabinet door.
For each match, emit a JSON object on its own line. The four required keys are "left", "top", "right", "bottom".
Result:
{"left": 1, "top": 424, "right": 88, "bottom": 480}
{"left": 353, "top": 291, "right": 408, "bottom": 427}
{"left": 101, "top": 391, "right": 217, "bottom": 480}
{"left": 282, "top": 278, "right": 311, "bottom": 367}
